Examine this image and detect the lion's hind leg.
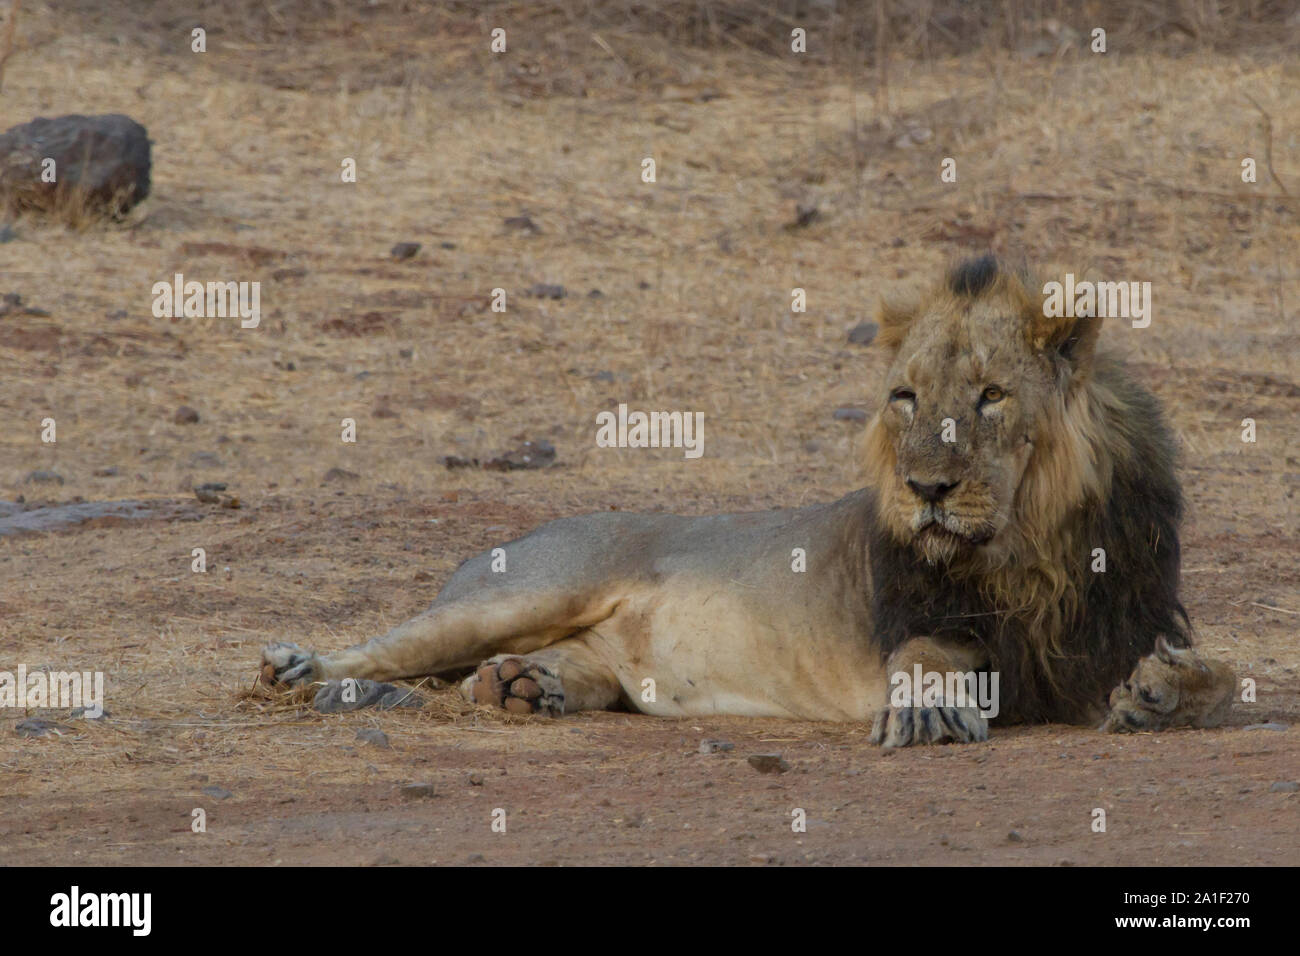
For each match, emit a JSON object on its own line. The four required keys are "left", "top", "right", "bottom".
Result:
{"left": 1101, "top": 636, "right": 1235, "bottom": 733}
{"left": 461, "top": 637, "right": 622, "bottom": 717}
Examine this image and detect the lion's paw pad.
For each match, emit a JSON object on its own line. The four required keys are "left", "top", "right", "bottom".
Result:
{"left": 869, "top": 705, "right": 988, "bottom": 747}
{"left": 260, "top": 641, "right": 322, "bottom": 687}
{"left": 464, "top": 656, "right": 564, "bottom": 716}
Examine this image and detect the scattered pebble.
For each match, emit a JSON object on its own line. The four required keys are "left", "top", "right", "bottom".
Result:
{"left": 201, "top": 785, "right": 233, "bottom": 800}
{"left": 390, "top": 241, "right": 421, "bottom": 261}
{"left": 526, "top": 283, "right": 566, "bottom": 299}
{"left": 847, "top": 321, "right": 878, "bottom": 345}
{"left": 173, "top": 405, "right": 200, "bottom": 425}
{"left": 1007, "top": 830, "right": 1024, "bottom": 842}
{"left": 1269, "top": 781, "right": 1299, "bottom": 793}
{"left": 24, "top": 470, "right": 63, "bottom": 485}
{"left": 503, "top": 215, "right": 540, "bottom": 234}
{"left": 356, "top": 728, "right": 391, "bottom": 748}
{"left": 323, "top": 467, "right": 360, "bottom": 483}
{"left": 400, "top": 782, "right": 437, "bottom": 800}
{"left": 699, "top": 739, "right": 734, "bottom": 754}
{"left": 1243, "top": 722, "right": 1287, "bottom": 732}
{"left": 15, "top": 717, "right": 71, "bottom": 738}
{"left": 747, "top": 754, "right": 790, "bottom": 774}
{"left": 468, "top": 772, "right": 485, "bottom": 786}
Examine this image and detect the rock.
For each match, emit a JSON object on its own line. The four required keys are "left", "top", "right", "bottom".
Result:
{"left": 444, "top": 439, "right": 557, "bottom": 472}
{"left": 322, "top": 467, "right": 360, "bottom": 483}
{"left": 1243, "top": 722, "right": 1287, "bottom": 732}
{"left": 484, "top": 438, "right": 556, "bottom": 471}
{"left": 0, "top": 114, "right": 151, "bottom": 218}
{"left": 786, "top": 203, "right": 820, "bottom": 229}
{"left": 699, "top": 739, "right": 734, "bottom": 754}
{"left": 465, "top": 852, "right": 486, "bottom": 863}
{"left": 400, "top": 782, "right": 437, "bottom": 800}
{"left": 832, "top": 407, "right": 867, "bottom": 422}
{"left": 313, "top": 679, "right": 425, "bottom": 713}
{"left": 390, "top": 242, "right": 421, "bottom": 261}
{"left": 0, "top": 292, "right": 48, "bottom": 317}
{"left": 15, "top": 717, "right": 72, "bottom": 737}
{"left": 355, "top": 728, "right": 391, "bottom": 748}
{"left": 468, "top": 772, "right": 485, "bottom": 786}
{"left": 747, "top": 754, "right": 790, "bottom": 774}
{"left": 526, "top": 283, "right": 566, "bottom": 299}
{"left": 847, "top": 321, "right": 878, "bottom": 345}
{"left": 92, "top": 466, "right": 119, "bottom": 477}
{"left": 1269, "top": 781, "right": 1299, "bottom": 793}
{"left": 1007, "top": 830, "right": 1025, "bottom": 842}
{"left": 201, "top": 785, "right": 233, "bottom": 800}
{"left": 69, "top": 707, "right": 109, "bottom": 719}
{"left": 173, "top": 405, "right": 200, "bottom": 424}
{"left": 503, "top": 215, "right": 540, "bottom": 234}
{"left": 23, "top": 470, "right": 63, "bottom": 485}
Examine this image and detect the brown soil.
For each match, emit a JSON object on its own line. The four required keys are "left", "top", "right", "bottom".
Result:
{"left": 0, "top": 2, "right": 1297, "bottom": 866}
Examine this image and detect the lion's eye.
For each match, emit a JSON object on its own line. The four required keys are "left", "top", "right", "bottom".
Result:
{"left": 890, "top": 387, "right": 916, "bottom": 404}
{"left": 980, "top": 385, "right": 1005, "bottom": 405}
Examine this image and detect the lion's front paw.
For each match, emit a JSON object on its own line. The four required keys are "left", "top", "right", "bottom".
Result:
{"left": 260, "top": 641, "right": 323, "bottom": 687}
{"left": 462, "top": 655, "right": 564, "bottom": 716}
{"left": 869, "top": 705, "right": 989, "bottom": 747}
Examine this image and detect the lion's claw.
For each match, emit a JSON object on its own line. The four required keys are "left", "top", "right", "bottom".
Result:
{"left": 870, "top": 704, "right": 988, "bottom": 747}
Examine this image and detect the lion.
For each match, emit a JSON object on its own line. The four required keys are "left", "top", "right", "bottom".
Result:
{"left": 261, "top": 254, "right": 1235, "bottom": 745}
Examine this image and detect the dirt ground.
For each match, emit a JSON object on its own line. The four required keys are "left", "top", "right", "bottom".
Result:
{"left": 1, "top": 2, "right": 1297, "bottom": 866}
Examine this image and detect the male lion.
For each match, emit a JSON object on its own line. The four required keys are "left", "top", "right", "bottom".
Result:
{"left": 262, "top": 255, "right": 1234, "bottom": 745}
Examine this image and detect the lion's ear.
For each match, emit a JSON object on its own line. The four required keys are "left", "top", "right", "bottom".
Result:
{"left": 875, "top": 286, "right": 924, "bottom": 351}
{"left": 1051, "top": 313, "right": 1102, "bottom": 371}
{"left": 1032, "top": 265, "right": 1102, "bottom": 378}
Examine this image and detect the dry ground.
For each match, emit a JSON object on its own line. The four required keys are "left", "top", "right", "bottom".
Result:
{"left": 1, "top": 2, "right": 1297, "bottom": 865}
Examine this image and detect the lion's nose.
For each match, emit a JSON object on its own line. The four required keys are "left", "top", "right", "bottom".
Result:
{"left": 907, "top": 478, "right": 959, "bottom": 503}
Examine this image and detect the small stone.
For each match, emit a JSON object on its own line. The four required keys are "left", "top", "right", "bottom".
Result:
{"left": 92, "top": 466, "right": 119, "bottom": 477}
{"left": 503, "top": 215, "right": 540, "bottom": 234}
{"left": 747, "top": 754, "right": 790, "bottom": 774}
{"left": 466, "top": 853, "right": 486, "bottom": 863}
{"left": 1269, "top": 781, "right": 1299, "bottom": 793}
{"left": 832, "top": 407, "right": 867, "bottom": 422}
{"left": 23, "top": 470, "right": 63, "bottom": 485}
{"left": 526, "top": 283, "right": 566, "bottom": 299}
{"left": 699, "top": 739, "right": 734, "bottom": 754}
{"left": 356, "top": 728, "right": 390, "bottom": 748}
{"left": 323, "top": 467, "right": 360, "bottom": 483}
{"left": 173, "top": 405, "right": 200, "bottom": 424}
{"left": 847, "top": 321, "right": 878, "bottom": 345}
{"left": 1007, "top": 830, "right": 1024, "bottom": 842}
{"left": 401, "top": 782, "right": 437, "bottom": 800}
{"left": 15, "top": 717, "right": 71, "bottom": 737}
{"left": 1243, "top": 722, "right": 1287, "bottom": 732}
{"left": 390, "top": 242, "right": 421, "bottom": 260}
{"left": 468, "top": 772, "right": 485, "bottom": 786}
{"left": 201, "top": 785, "right": 233, "bottom": 800}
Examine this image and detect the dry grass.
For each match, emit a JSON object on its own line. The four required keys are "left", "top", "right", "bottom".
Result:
{"left": 0, "top": 1, "right": 1296, "bottom": 855}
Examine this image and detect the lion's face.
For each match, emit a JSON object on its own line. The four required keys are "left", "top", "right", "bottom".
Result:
{"left": 865, "top": 257, "right": 1101, "bottom": 566}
